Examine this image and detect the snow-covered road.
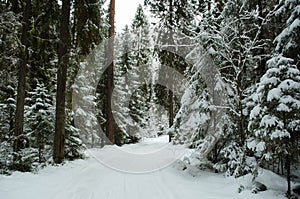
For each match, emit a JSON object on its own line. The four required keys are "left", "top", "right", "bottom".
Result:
{"left": 0, "top": 136, "right": 286, "bottom": 199}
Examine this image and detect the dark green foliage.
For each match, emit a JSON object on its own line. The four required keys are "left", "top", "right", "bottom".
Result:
{"left": 73, "top": 0, "right": 104, "bottom": 56}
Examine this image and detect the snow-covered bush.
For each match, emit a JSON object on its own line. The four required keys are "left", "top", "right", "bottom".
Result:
{"left": 65, "top": 118, "right": 85, "bottom": 160}
{"left": 12, "top": 147, "right": 40, "bottom": 172}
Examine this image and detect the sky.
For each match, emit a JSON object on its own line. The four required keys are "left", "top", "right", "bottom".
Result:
{"left": 115, "top": 0, "right": 145, "bottom": 32}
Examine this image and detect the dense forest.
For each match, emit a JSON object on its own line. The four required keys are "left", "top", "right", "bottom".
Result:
{"left": 0, "top": 0, "right": 299, "bottom": 197}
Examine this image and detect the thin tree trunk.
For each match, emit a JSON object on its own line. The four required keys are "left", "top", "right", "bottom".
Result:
{"left": 167, "top": 0, "right": 174, "bottom": 143}
{"left": 106, "top": 0, "right": 115, "bottom": 144}
{"left": 286, "top": 154, "right": 291, "bottom": 197}
{"left": 257, "top": 0, "right": 266, "bottom": 77}
{"left": 168, "top": 0, "right": 174, "bottom": 128}
{"left": 9, "top": 106, "right": 14, "bottom": 133}
{"left": 14, "top": 0, "right": 31, "bottom": 152}
{"left": 53, "top": 0, "right": 71, "bottom": 163}
{"left": 168, "top": 90, "right": 173, "bottom": 127}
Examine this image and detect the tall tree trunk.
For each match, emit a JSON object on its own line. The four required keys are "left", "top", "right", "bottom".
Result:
{"left": 167, "top": 0, "right": 174, "bottom": 142}
{"left": 168, "top": 0, "right": 174, "bottom": 129}
{"left": 106, "top": 0, "right": 115, "bottom": 144}
{"left": 53, "top": 0, "right": 71, "bottom": 163}
{"left": 14, "top": 0, "right": 31, "bottom": 152}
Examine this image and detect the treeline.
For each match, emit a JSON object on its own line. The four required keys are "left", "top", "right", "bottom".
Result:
{"left": 0, "top": 0, "right": 159, "bottom": 174}
{"left": 0, "top": 0, "right": 107, "bottom": 172}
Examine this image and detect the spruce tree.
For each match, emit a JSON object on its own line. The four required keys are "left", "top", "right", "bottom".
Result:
{"left": 274, "top": 0, "right": 300, "bottom": 69}
{"left": 73, "top": 0, "right": 103, "bottom": 56}
{"left": 248, "top": 56, "right": 300, "bottom": 196}
{"left": 25, "top": 83, "right": 54, "bottom": 163}
{"left": 114, "top": 5, "right": 153, "bottom": 140}
{"left": 129, "top": 4, "right": 152, "bottom": 131}
{"left": 145, "top": 0, "right": 196, "bottom": 130}
{"left": 114, "top": 25, "right": 137, "bottom": 139}
{"left": 0, "top": 2, "right": 19, "bottom": 139}
{"left": 27, "top": 0, "right": 59, "bottom": 90}
{"left": 248, "top": 0, "right": 300, "bottom": 195}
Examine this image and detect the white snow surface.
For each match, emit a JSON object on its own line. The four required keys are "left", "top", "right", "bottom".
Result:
{"left": 0, "top": 136, "right": 287, "bottom": 199}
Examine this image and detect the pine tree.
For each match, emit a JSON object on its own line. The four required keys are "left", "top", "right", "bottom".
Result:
{"left": 0, "top": 2, "right": 19, "bottom": 139}
{"left": 113, "top": 5, "right": 154, "bottom": 141}
{"left": 129, "top": 4, "right": 152, "bottom": 131}
{"left": 25, "top": 83, "right": 54, "bottom": 163}
{"left": 248, "top": 55, "right": 300, "bottom": 196}
{"left": 114, "top": 25, "right": 137, "bottom": 139}
{"left": 145, "top": 0, "right": 196, "bottom": 131}
{"left": 27, "top": 0, "right": 59, "bottom": 90}
{"left": 0, "top": 85, "right": 16, "bottom": 140}
{"left": 64, "top": 112, "right": 85, "bottom": 160}
{"left": 248, "top": 1, "right": 300, "bottom": 195}
{"left": 173, "top": 87, "right": 211, "bottom": 147}
{"left": 73, "top": 0, "right": 103, "bottom": 56}
{"left": 72, "top": 51, "right": 104, "bottom": 147}
{"left": 274, "top": 0, "right": 300, "bottom": 69}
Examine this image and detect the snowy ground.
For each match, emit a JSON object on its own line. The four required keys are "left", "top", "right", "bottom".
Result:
{"left": 0, "top": 136, "right": 287, "bottom": 199}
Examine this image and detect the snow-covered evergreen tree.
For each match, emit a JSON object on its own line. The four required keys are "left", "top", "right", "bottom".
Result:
{"left": 129, "top": 4, "right": 152, "bottom": 131}
{"left": 173, "top": 86, "right": 210, "bottom": 147}
{"left": 274, "top": 0, "right": 300, "bottom": 69}
{"left": 0, "top": 2, "right": 20, "bottom": 142}
{"left": 145, "top": 0, "right": 197, "bottom": 130}
{"left": 25, "top": 82, "right": 55, "bottom": 163}
{"left": 247, "top": 1, "right": 300, "bottom": 195}
{"left": 141, "top": 55, "right": 169, "bottom": 138}
{"left": 248, "top": 55, "right": 300, "bottom": 195}
{"left": 248, "top": 56, "right": 300, "bottom": 160}
{"left": 72, "top": 51, "right": 105, "bottom": 147}
{"left": 64, "top": 111, "right": 85, "bottom": 160}
{"left": 114, "top": 5, "right": 155, "bottom": 139}
{"left": 0, "top": 85, "right": 16, "bottom": 140}
{"left": 113, "top": 25, "right": 138, "bottom": 141}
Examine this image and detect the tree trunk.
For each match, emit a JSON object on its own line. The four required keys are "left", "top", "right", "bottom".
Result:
{"left": 9, "top": 106, "right": 14, "bottom": 134}
{"left": 168, "top": 90, "right": 173, "bottom": 127}
{"left": 14, "top": 0, "right": 31, "bottom": 152}
{"left": 286, "top": 154, "right": 291, "bottom": 198}
{"left": 168, "top": 0, "right": 174, "bottom": 129}
{"left": 257, "top": 0, "right": 266, "bottom": 77}
{"left": 106, "top": 0, "right": 115, "bottom": 144}
{"left": 53, "top": 0, "right": 71, "bottom": 163}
